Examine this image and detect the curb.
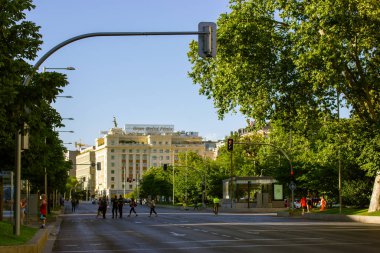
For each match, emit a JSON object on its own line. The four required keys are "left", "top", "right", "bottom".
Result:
{"left": 278, "top": 212, "right": 380, "bottom": 224}
{"left": 0, "top": 228, "right": 48, "bottom": 253}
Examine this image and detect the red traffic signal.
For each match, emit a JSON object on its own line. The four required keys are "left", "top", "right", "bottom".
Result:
{"left": 227, "top": 138, "right": 234, "bottom": 151}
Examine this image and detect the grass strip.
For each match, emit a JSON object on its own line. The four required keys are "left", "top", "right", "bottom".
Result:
{"left": 0, "top": 221, "right": 38, "bottom": 246}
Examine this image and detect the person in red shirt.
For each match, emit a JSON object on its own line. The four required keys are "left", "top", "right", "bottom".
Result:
{"left": 40, "top": 194, "right": 47, "bottom": 229}
{"left": 300, "top": 196, "right": 307, "bottom": 215}
{"left": 320, "top": 196, "right": 327, "bottom": 211}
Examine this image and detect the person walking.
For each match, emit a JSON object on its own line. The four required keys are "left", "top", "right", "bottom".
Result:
{"left": 148, "top": 199, "right": 158, "bottom": 217}
{"left": 20, "top": 198, "right": 27, "bottom": 225}
{"left": 300, "top": 196, "right": 307, "bottom": 215}
{"left": 320, "top": 196, "right": 327, "bottom": 211}
{"left": 39, "top": 194, "right": 47, "bottom": 229}
{"left": 96, "top": 197, "right": 102, "bottom": 218}
{"left": 193, "top": 198, "right": 199, "bottom": 210}
{"left": 213, "top": 197, "right": 220, "bottom": 215}
{"left": 111, "top": 195, "right": 118, "bottom": 219}
{"left": 71, "top": 198, "right": 77, "bottom": 213}
{"left": 101, "top": 196, "right": 108, "bottom": 219}
{"left": 128, "top": 198, "right": 138, "bottom": 217}
{"left": 118, "top": 195, "right": 124, "bottom": 218}
{"left": 307, "top": 196, "right": 312, "bottom": 213}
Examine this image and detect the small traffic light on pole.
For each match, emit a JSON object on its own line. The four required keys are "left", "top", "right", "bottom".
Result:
{"left": 227, "top": 138, "right": 234, "bottom": 151}
{"left": 198, "top": 22, "right": 217, "bottom": 58}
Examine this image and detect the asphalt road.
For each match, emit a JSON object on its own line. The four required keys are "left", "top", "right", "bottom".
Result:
{"left": 48, "top": 201, "right": 380, "bottom": 253}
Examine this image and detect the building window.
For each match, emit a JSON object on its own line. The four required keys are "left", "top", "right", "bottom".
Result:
{"left": 129, "top": 185, "right": 133, "bottom": 189}
{"left": 153, "top": 149, "right": 157, "bottom": 153}
{"left": 166, "top": 156, "right": 170, "bottom": 160}
{"left": 111, "top": 177, "right": 115, "bottom": 181}
{"left": 129, "top": 149, "right": 133, "bottom": 153}
{"left": 165, "top": 141, "right": 169, "bottom": 144}
{"left": 122, "top": 149, "right": 125, "bottom": 153}
{"left": 111, "top": 162, "right": 115, "bottom": 167}
{"left": 111, "top": 155, "right": 115, "bottom": 160}
{"left": 159, "top": 141, "right": 162, "bottom": 145}
{"left": 111, "top": 184, "right": 114, "bottom": 189}
{"left": 165, "top": 149, "right": 169, "bottom": 153}
{"left": 159, "top": 149, "right": 163, "bottom": 153}
{"left": 111, "top": 170, "right": 115, "bottom": 174}
{"left": 111, "top": 149, "right": 114, "bottom": 152}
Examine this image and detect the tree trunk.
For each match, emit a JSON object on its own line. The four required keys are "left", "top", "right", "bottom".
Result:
{"left": 368, "top": 173, "right": 380, "bottom": 212}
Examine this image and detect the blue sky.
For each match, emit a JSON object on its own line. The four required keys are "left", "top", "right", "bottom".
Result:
{"left": 26, "top": 0, "right": 248, "bottom": 149}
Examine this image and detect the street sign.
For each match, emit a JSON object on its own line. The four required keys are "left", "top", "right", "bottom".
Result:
{"left": 289, "top": 181, "right": 296, "bottom": 191}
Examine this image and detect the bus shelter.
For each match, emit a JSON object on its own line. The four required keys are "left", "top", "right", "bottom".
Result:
{"left": 222, "top": 176, "right": 285, "bottom": 208}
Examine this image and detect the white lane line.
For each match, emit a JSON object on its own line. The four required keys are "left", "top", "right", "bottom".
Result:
{"left": 170, "top": 232, "right": 186, "bottom": 236}
{"left": 162, "top": 237, "right": 324, "bottom": 244}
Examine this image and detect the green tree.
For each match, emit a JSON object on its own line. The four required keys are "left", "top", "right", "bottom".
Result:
{"left": 140, "top": 167, "right": 171, "bottom": 201}
{"left": 188, "top": 0, "right": 380, "bottom": 211}
{"left": 0, "top": 1, "right": 71, "bottom": 202}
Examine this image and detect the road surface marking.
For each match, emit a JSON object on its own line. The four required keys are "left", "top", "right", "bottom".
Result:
{"left": 170, "top": 232, "right": 186, "bottom": 236}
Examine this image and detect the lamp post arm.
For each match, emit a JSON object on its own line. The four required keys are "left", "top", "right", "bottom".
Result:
{"left": 23, "top": 31, "right": 207, "bottom": 87}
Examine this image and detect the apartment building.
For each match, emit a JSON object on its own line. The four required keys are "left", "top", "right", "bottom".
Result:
{"left": 94, "top": 124, "right": 207, "bottom": 197}
{"left": 75, "top": 146, "right": 96, "bottom": 197}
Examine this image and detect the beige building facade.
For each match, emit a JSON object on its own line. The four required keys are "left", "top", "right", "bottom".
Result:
{"left": 75, "top": 146, "right": 96, "bottom": 198}
{"left": 93, "top": 124, "right": 208, "bottom": 197}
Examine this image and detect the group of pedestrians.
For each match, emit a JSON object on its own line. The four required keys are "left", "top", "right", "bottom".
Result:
{"left": 300, "top": 195, "right": 327, "bottom": 214}
{"left": 96, "top": 196, "right": 158, "bottom": 218}
{"left": 71, "top": 198, "right": 79, "bottom": 212}
{"left": 111, "top": 195, "right": 125, "bottom": 218}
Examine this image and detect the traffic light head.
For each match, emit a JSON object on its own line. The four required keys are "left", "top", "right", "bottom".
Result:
{"left": 198, "top": 22, "right": 217, "bottom": 58}
{"left": 227, "top": 138, "right": 234, "bottom": 151}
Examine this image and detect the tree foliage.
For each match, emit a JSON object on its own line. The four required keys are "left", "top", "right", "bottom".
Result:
{"left": 140, "top": 167, "right": 171, "bottom": 200}
{"left": 188, "top": 0, "right": 380, "bottom": 210}
{"left": 0, "top": 1, "right": 71, "bottom": 195}
{"left": 188, "top": 0, "right": 380, "bottom": 127}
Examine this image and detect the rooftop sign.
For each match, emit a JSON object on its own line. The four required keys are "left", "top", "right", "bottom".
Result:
{"left": 125, "top": 124, "right": 174, "bottom": 134}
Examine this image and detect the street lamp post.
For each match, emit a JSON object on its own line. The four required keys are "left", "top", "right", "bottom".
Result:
{"left": 15, "top": 24, "right": 216, "bottom": 236}
{"left": 43, "top": 66, "right": 76, "bottom": 72}
{"left": 57, "top": 96, "right": 73, "bottom": 98}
